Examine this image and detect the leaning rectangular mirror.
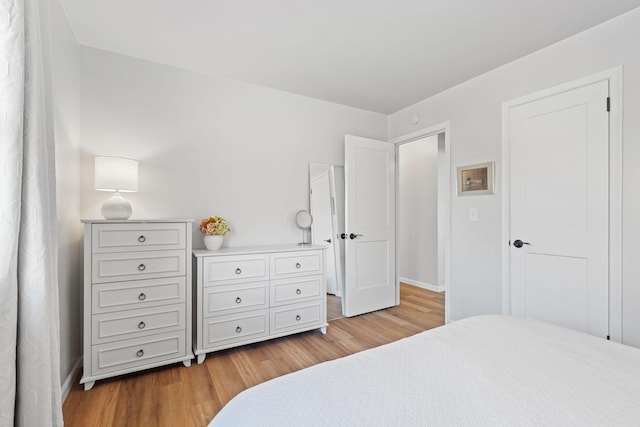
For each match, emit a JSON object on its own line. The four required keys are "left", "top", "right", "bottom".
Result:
{"left": 309, "top": 163, "right": 345, "bottom": 320}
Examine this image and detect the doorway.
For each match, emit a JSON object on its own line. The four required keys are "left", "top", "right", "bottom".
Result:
{"left": 398, "top": 134, "right": 445, "bottom": 294}
{"left": 392, "top": 121, "right": 451, "bottom": 323}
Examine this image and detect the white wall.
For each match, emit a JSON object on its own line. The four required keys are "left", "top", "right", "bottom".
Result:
{"left": 78, "top": 47, "right": 388, "bottom": 250}
{"left": 388, "top": 8, "right": 640, "bottom": 347}
{"left": 50, "top": 0, "right": 82, "bottom": 391}
{"left": 398, "top": 135, "right": 439, "bottom": 288}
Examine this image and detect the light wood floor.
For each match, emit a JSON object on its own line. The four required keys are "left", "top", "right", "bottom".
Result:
{"left": 62, "top": 284, "right": 444, "bottom": 427}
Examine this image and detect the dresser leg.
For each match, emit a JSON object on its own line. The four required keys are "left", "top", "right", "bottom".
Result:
{"left": 183, "top": 360, "right": 192, "bottom": 368}
{"left": 83, "top": 381, "right": 95, "bottom": 391}
{"left": 320, "top": 326, "right": 327, "bottom": 335}
{"left": 197, "top": 354, "right": 206, "bottom": 364}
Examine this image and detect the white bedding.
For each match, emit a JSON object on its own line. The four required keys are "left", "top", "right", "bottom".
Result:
{"left": 210, "top": 315, "right": 640, "bottom": 426}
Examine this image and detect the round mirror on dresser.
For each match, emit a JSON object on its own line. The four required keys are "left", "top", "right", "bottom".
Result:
{"left": 295, "top": 210, "right": 313, "bottom": 246}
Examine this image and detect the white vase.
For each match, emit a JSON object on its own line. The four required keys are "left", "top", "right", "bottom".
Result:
{"left": 204, "top": 234, "right": 224, "bottom": 250}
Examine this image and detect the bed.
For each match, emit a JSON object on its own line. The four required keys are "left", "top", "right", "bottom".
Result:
{"left": 209, "top": 315, "right": 640, "bottom": 426}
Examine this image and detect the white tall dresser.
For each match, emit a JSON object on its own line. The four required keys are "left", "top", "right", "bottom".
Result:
{"left": 192, "top": 245, "right": 327, "bottom": 363}
{"left": 81, "top": 219, "right": 193, "bottom": 390}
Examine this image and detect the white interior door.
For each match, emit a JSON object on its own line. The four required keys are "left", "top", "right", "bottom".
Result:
{"left": 509, "top": 79, "right": 609, "bottom": 337}
{"left": 310, "top": 169, "right": 339, "bottom": 295}
{"left": 344, "top": 135, "right": 396, "bottom": 317}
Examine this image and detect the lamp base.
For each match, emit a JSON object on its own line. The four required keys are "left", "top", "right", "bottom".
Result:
{"left": 101, "top": 192, "right": 132, "bottom": 220}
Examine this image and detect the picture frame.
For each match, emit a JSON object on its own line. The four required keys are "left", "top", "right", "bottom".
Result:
{"left": 457, "top": 162, "right": 494, "bottom": 196}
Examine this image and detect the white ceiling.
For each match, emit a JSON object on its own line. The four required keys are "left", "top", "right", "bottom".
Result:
{"left": 59, "top": 0, "right": 640, "bottom": 114}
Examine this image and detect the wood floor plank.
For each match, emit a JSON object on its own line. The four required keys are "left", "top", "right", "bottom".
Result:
{"left": 62, "top": 284, "right": 444, "bottom": 427}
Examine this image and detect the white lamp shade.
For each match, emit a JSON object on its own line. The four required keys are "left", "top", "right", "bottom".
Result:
{"left": 95, "top": 156, "right": 138, "bottom": 192}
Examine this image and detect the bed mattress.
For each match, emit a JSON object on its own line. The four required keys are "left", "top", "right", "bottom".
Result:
{"left": 210, "top": 315, "right": 640, "bottom": 426}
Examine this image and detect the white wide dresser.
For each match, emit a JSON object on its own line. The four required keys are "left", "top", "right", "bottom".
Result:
{"left": 192, "top": 245, "right": 327, "bottom": 363}
{"left": 81, "top": 219, "right": 193, "bottom": 390}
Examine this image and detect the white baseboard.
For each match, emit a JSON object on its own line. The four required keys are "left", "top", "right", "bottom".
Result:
{"left": 399, "top": 277, "right": 445, "bottom": 293}
{"left": 62, "top": 357, "right": 82, "bottom": 402}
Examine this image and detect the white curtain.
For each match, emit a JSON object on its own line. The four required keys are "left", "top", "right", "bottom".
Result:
{"left": 0, "top": 0, "right": 64, "bottom": 425}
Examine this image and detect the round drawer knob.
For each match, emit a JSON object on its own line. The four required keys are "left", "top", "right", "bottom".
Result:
{"left": 138, "top": 293, "right": 146, "bottom": 301}
{"left": 295, "top": 315, "right": 301, "bottom": 321}
{"left": 136, "top": 349, "right": 144, "bottom": 357}
{"left": 235, "top": 297, "right": 242, "bottom": 304}
{"left": 235, "top": 268, "right": 242, "bottom": 275}
{"left": 296, "top": 289, "right": 301, "bottom": 295}
{"left": 138, "top": 321, "right": 146, "bottom": 329}
{"left": 236, "top": 326, "right": 242, "bottom": 333}
{"left": 295, "top": 263, "right": 301, "bottom": 269}
{"left": 138, "top": 264, "right": 146, "bottom": 271}
{"left": 138, "top": 235, "right": 146, "bottom": 243}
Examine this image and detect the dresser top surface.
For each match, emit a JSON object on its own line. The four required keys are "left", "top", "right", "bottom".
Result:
{"left": 82, "top": 219, "right": 193, "bottom": 224}
{"left": 193, "top": 244, "right": 326, "bottom": 257}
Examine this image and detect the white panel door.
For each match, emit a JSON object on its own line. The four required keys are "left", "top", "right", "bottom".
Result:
{"left": 509, "top": 80, "right": 609, "bottom": 337}
{"left": 310, "top": 170, "right": 339, "bottom": 295}
{"left": 344, "top": 135, "right": 396, "bottom": 317}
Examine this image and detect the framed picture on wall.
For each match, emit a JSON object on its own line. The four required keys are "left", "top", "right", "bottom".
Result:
{"left": 457, "top": 162, "right": 494, "bottom": 196}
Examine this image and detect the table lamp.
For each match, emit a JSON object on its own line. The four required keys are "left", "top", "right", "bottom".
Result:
{"left": 95, "top": 156, "right": 138, "bottom": 220}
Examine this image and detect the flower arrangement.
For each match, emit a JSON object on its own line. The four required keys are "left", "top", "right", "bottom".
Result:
{"left": 199, "top": 215, "right": 230, "bottom": 236}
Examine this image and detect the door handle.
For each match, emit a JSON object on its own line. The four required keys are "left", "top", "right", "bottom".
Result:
{"left": 324, "top": 239, "right": 332, "bottom": 243}
{"left": 340, "top": 233, "right": 347, "bottom": 239}
{"left": 349, "top": 233, "right": 363, "bottom": 240}
{"left": 512, "top": 239, "right": 531, "bottom": 248}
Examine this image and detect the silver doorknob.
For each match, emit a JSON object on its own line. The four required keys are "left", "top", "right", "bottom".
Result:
{"left": 349, "top": 233, "right": 363, "bottom": 240}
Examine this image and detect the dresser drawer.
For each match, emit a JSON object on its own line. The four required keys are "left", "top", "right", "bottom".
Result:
{"left": 92, "top": 250, "right": 185, "bottom": 283}
{"left": 270, "top": 275, "right": 322, "bottom": 307}
{"left": 92, "top": 304, "right": 185, "bottom": 344}
{"left": 92, "top": 277, "right": 185, "bottom": 313}
{"left": 204, "top": 254, "right": 268, "bottom": 284}
{"left": 92, "top": 222, "right": 186, "bottom": 253}
{"left": 92, "top": 332, "right": 186, "bottom": 376}
{"left": 203, "top": 281, "right": 268, "bottom": 317}
{"left": 270, "top": 301, "right": 322, "bottom": 335}
{"left": 270, "top": 250, "right": 323, "bottom": 279}
{"left": 203, "top": 310, "right": 268, "bottom": 350}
